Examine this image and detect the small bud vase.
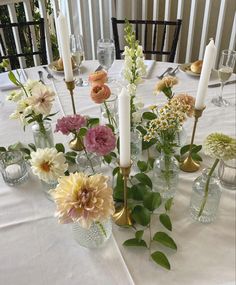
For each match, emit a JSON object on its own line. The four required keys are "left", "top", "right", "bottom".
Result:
{"left": 152, "top": 152, "right": 179, "bottom": 199}
{"left": 72, "top": 218, "right": 112, "bottom": 248}
{"left": 190, "top": 168, "right": 222, "bottom": 223}
{"left": 131, "top": 127, "right": 142, "bottom": 163}
{"left": 41, "top": 179, "right": 58, "bottom": 201}
{"left": 76, "top": 151, "right": 102, "bottom": 175}
{"left": 32, "top": 122, "right": 54, "bottom": 149}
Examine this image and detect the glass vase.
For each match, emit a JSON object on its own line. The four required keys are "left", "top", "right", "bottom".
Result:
{"left": 218, "top": 159, "right": 236, "bottom": 190}
{"left": 41, "top": 179, "right": 58, "bottom": 201}
{"left": 190, "top": 168, "right": 222, "bottom": 223}
{"left": 32, "top": 122, "right": 54, "bottom": 149}
{"left": 72, "top": 218, "right": 112, "bottom": 248}
{"left": 131, "top": 127, "right": 142, "bottom": 164}
{"left": 152, "top": 152, "right": 179, "bottom": 199}
{"left": 174, "top": 126, "right": 187, "bottom": 149}
{"left": 100, "top": 94, "right": 118, "bottom": 131}
{"left": 76, "top": 151, "right": 102, "bottom": 174}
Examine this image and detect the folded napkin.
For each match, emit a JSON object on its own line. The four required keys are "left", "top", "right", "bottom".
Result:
{"left": 0, "top": 70, "right": 26, "bottom": 91}
{"left": 143, "top": 60, "right": 155, "bottom": 78}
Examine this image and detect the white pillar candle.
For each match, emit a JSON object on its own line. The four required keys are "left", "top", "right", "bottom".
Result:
{"left": 6, "top": 164, "right": 21, "bottom": 179}
{"left": 118, "top": 87, "right": 131, "bottom": 167}
{"left": 195, "top": 39, "right": 216, "bottom": 110}
{"left": 57, "top": 13, "right": 73, "bottom": 82}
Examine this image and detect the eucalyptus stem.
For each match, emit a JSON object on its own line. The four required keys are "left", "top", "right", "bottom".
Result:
{"left": 198, "top": 159, "right": 220, "bottom": 217}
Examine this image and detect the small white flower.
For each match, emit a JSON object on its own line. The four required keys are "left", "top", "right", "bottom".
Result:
{"left": 136, "top": 45, "right": 144, "bottom": 57}
{"left": 25, "top": 80, "right": 42, "bottom": 92}
{"left": 123, "top": 67, "right": 133, "bottom": 82}
{"left": 30, "top": 148, "right": 68, "bottom": 182}
{"left": 127, "top": 83, "right": 137, "bottom": 96}
{"left": 23, "top": 106, "right": 33, "bottom": 116}
{"left": 132, "top": 111, "right": 142, "bottom": 123}
{"left": 6, "top": 90, "right": 23, "bottom": 102}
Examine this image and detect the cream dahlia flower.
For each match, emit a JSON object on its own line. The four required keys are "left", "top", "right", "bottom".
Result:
{"left": 30, "top": 148, "right": 68, "bottom": 182}
{"left": 50, "top": 172, "right": 115, "bottom": 229}
{"left": 203, "top": 133, "right": 236, "bottom": 160}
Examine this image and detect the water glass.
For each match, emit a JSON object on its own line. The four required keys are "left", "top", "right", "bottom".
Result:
{"left": 218, "top": 159, "right": 236, "bottom": 190}
{"left": 97, "top": 39, "right": 115, "bottom": 73}
{"left": 0, "top": 150, "right": 28, "bottom": 186}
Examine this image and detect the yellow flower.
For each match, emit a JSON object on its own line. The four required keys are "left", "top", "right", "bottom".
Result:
{"left": 51, "top": 173, "right": 115, "bottom": 229}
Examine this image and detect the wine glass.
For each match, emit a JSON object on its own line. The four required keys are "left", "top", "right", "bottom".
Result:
{"left": 97, "top": 39, "right": 115, "bottom": 82}
{"left": 70, "top": 34, "right": 88, "bottom": 87}
{"left": 211, "top": 49, "right": 236, "bottom": 107}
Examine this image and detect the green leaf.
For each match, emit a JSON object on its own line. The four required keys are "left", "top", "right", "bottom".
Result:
{"left": 112, "top": 166, "right": 120, "bottom": 176}
{"left": 0, "top": 147, "right": 6, "bottom": 152}
{"left": 142, "top": 138, "right": 157, "bottom": 150}
{"left": 165, "top": 198, "right": 173, "bottom": 212}
{"left": 88, "top": 117, "right": 99, "bottom": 127}
{"left": 143, "top": 192, "right": 161, "bottom": 211}
{"left": 20, "top": 148, "right": 31, "bottom": 156}
{"left": 55, "top": 143, "right": 65, "bottom": 153}
{"left": 113, "top": 172, "right": 124, "bottom": 201}
{"left": 64, "top": 151, "right": 77, "bottom": 163}
{"left": 142, "top": 111, "right": 157, "bottom": 120}
{"left": 134, "top": 173, "right": 152, "bottom": 189}
{"left": 137, "top": 160, "right": 148, "bottom": 172}
{"left": 104, "top": 154, "right": 112, "bottom": 164}
{"left": 180, "top": 144, "right": 194, "bottom": 155}
{"left": 106, "top": 124, "right": 115, "bottom": 133}
{"left": 191, "top": 145, "right": 202, "bottom": 153}
{"left": 136, "top": 125, "right": 147, "bottom": 136}
{"left": 151, "top": 251, "right": 171, "bottom": 270}
{"left": 123, "top": 238, "right": 147, "bottom": 247}
{"left": 78, "top": 127, "right": 87, "bottom": 137}
{"left": 153, "top": 232, "right": 177, "bottom": 250}
{"left": 8, "top": 71, "right": 20, "bottom": 86}
{"left": 191, "top": 152, "right": 203, "bottom": 162}
{"left": 147, "top": 157, "right": 155, "bottom": 169}
{"left": 131, "top": 183, "right": 149, "bottom": 201}
{"left": 110, "top": 151, "right": 117, "bottom": 158}
{"left": 159, "top": 214, "right": 172, "bottom": 231}
{"left": 132, "top": 205, "right": 151, "bottom": 226}
{"left": 28, "top": 143, "right": 36, "bottom": 151}
{"left": 135, "top": 230, "right": 144, "bottom": 241}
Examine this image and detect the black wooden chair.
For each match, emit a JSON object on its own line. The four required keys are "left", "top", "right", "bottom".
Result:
{"left": 111, "top": 17, "right": 182, "bottom": 62}
{"left": 0, "top": 18, "right": 47, "bottom": 70}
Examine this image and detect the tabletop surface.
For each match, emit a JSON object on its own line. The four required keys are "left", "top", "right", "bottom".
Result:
{"left": 0, "top": 60, "right": 235, "bottom": 285}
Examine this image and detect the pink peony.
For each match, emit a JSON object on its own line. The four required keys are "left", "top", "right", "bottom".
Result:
{"left": 84, "top": 125, "right": 116, "bottom": 156}
{"left": 55, "top": 114, "right": 87, "bottom": 135}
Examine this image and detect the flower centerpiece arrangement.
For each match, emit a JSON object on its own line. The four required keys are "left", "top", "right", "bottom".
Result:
{"left": 55, "top": 114, "right": 116, "bottom": 173}
{"left": 7, "top": 72, "right": 56, "bottom": 148}
{"left": 196, "top": 133, "right": 236, "bottom": 218}
{"left": 50, "top": 172, "right": 115, "bottom": 248}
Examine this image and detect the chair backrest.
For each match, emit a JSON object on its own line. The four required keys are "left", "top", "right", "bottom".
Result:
{"left": 111, "top": 17, "right": 182, "bottom": 62}
{"left": 0, "top": 18, "right": 47, "bottom": 70}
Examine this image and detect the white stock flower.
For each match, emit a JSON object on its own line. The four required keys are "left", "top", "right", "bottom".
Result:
{"left": 25, "top": 80, "right": 42, "bottom": 92}
{"left": 124, "top": 56, "right": 133, "bottom": 69}
{"left": 123, "top": 67, "right": 133, "bottom": 82}
{"left": 127, "top": 83, "right": 137, "bottom": 96}
{"left": 6, "top": 90, "right": 23, "bottom": 102}
{"left": 136, "top": 45, "right": 144, "bottom": 57}
{"left": 133, "top": 97, "right": 144, "bottom": 109}
{"left": 30, "top": 148, "right": 68, "bottom": 182}
{"left": 132, "top": 111, "right": 142, "bottom": 123}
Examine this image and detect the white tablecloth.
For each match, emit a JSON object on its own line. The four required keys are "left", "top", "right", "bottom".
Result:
{"left": 0, "top": 60, "right": 235, "bottom": 285}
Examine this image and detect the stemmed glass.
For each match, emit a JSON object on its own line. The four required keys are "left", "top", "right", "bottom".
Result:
{"left": 97, "top": 39, "right": 115, "bottom": 82}
{"left": 70, "top": 34, "right": 88, "bottom": 87}
{"left": 212, "top": 49, "right": 236, "bottom": 107}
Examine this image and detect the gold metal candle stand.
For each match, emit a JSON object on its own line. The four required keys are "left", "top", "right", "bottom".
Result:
{"left": 113, "top": 163, "right": 133, "bottom": 226}
{"left": 65, "top": 80, "right": 76, "bottom": 115}
{"left": 180, "top": 107, "right": 205, "bottom": 172}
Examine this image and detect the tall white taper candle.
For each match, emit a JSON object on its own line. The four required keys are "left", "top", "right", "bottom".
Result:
{"left": 57, "top": 13, "right": 73, "bottom": 82}
{"left": 119, "top": 87, "right": 131, "bottom": 167}
{"left": 195, "top": 39, "right": 216, "bottom": 109}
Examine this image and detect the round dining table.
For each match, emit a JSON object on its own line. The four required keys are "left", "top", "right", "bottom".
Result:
{"left": 0, "top": 60, "right": 235, "bottom": 285}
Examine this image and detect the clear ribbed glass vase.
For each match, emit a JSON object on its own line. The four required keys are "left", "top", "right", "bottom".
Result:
{"left": 76, "top": 152, "right": 102, "bottom": 175}
{"left": 152, "top": 152, "right": 179, "bottom": 199}
{"left": 72, "top": 218, "right": 112, "bottom": 248}
{"left": 32, "top": 122, "right": 54, "bottom": 149}
{"left": 190, "top": 168, "right": 222, "bottom": 223}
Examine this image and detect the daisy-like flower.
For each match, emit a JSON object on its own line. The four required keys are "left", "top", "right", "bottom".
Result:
{"left": 30, "top": 148, "right": 68, "bottom": 182}
{"left": 50, "top": 172, "right": 115, "bottom": 228}
{"left": 28, "top": 84, "right": 55, "bottom": 115}
{"left": 203, "top": 133, "right": 236, "bottom": 161}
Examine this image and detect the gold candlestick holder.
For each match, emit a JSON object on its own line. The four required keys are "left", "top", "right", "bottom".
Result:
{"left": 65, "top": 80, "right": 76, "bottom": 115}
{"left": 113, "top": 163, "right": 133, "bottom": 226}
{"left": 180, "top": 107, "right": 205, "bottom": 172}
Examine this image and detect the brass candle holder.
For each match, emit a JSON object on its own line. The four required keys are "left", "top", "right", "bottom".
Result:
{"left": 180, "top": 107, "right": 205, "bottom": 172}
{"left": 113, "top": 163, "right": 133, "bottom": 226}
{"left": 65, "top": 80, "right": 76, "bottom": 115}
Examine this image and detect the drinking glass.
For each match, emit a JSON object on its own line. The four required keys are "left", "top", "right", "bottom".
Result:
{"left": 70, "top": 34, "right": 88, "bottom": 87}
{"left": 211, "top": 49, "right": 236, "bottom": 107}
{"left": 97, "top": 39, "right": 115, "bottom": 81}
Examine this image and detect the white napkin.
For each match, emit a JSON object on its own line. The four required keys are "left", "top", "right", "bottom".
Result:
{"left": 143, "top": 59, "right": 155, "bottom": 78}
{"left": 0, "top": 70, "right": 26, "bottom": 91}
